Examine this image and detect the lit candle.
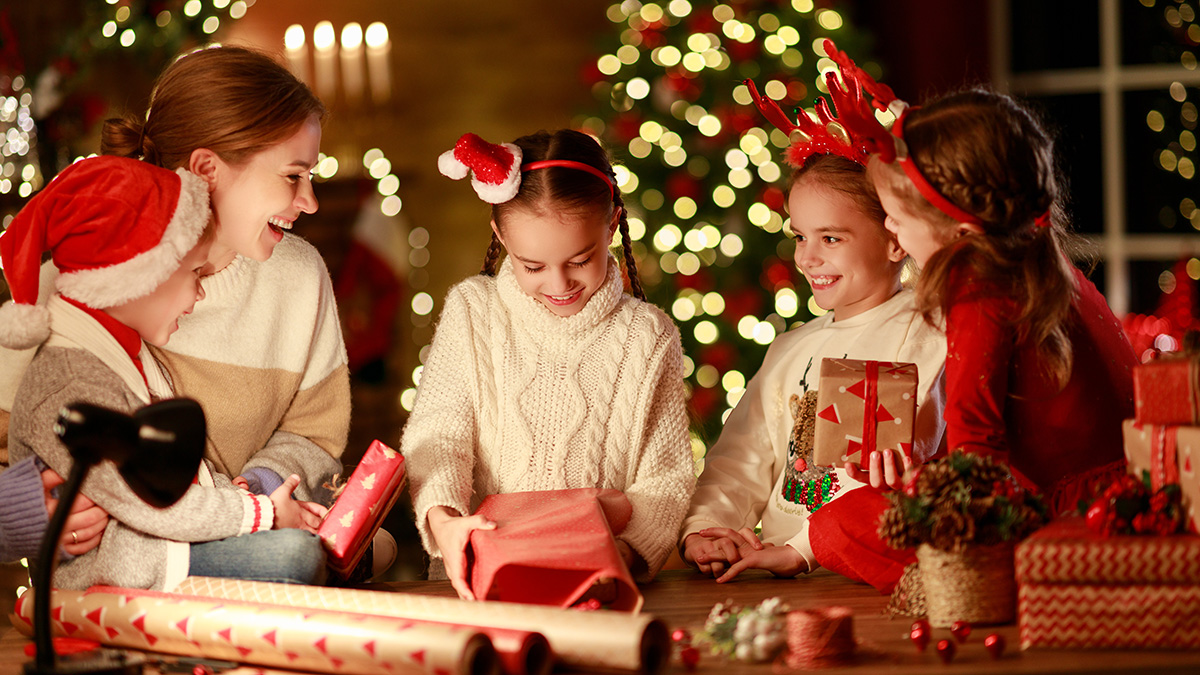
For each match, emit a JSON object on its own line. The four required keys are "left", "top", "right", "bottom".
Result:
{"left": 283, "top": 24, "right": 310, "bottom": 86}
{"left": 340, "top": 22, "right": 364, "bottom": 105}
{"left": 365, "top": 22, "right": 391, "bottom": 105}
{"left": 313, "top": 20, "right": 337, "bottom": 101}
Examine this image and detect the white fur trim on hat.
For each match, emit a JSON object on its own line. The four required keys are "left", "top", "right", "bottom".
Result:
{"left": 56, "top": 168, "right": 210, "bottom": 309}
{"left": 0, "top": 301, "right": 51, "bottom": 350}
{"left": 437, "top": 150, "right": 469, "bottom": 180}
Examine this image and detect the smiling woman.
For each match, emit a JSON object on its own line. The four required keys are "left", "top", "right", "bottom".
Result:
{"left": 97, "top": 46, "right": 352, "bottom": 511}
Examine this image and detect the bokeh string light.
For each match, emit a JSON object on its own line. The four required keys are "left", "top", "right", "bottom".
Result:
{"left": 576, "top": 0, "right": 877, "bottom": 462}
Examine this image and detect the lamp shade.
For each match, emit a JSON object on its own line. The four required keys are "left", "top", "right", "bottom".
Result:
{"left": 55, "top": 399, "right": 206, "bottom": 508}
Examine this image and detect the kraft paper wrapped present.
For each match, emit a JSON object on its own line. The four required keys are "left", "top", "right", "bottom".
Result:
{"left": 1122, "top": 419, "right": 1200, "bottom": 533}
{"left": 1133, "top": 354, "right": 1200, "bottom": 425}
{"left": 812, "top": 358, "right": 917, "bottom": 468}
{"left": 1016, "top": 517, "right": 1200, "bottom": 649}
{"left": 318, "top": 439, "right": 406, "bottom": 576}
{"left": 468, "top": 488, "right": 643, "bottom": 612}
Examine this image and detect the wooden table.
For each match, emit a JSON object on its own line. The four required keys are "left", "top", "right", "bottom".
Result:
{"left": 2, "top": 569, "right": 1198, "bottom": 675}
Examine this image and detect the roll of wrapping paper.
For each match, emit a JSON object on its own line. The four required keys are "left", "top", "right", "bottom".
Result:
{"left": 10, "top": 586, "right": 497, "bottom": 675}
{"left": 176, "top": 576, "right": 670, "bottom": 674}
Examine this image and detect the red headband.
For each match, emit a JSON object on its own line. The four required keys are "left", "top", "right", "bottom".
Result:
{"left": 821, "top": 39, "right": 984, "bottom": 226}
{"left": 892, "top": 108, "right": 983, "bottom": 226}
{"left": 523, "top": 159, "right": 614, "bottom": 200}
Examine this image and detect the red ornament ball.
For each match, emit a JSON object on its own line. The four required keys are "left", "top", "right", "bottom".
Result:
{"left": 950, "top": 621, "right": 972, "bottom": 643}
{"left": 671, "top": 628, "right": 691, "bottom": 644}
{"left": 680, "top": 645, "right": 700, "bottom": 671}
{"left": 936, "top": 639, "right": 956, "bottom": 664}
{"left": 984, "top": 633, "right": 1006, "bottom": 660}
{"left": 909, "top": 627, "right": 929, "bottom": 652}
{"left": 911, "top": 619, "right": 931, "bottom": 634}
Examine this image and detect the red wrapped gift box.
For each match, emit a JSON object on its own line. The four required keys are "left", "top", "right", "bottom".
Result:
{"left": 1133, "top": 355, "right": 1200, "bottom": 425}
{"left": 812, "top": 358, "right": 916, "bottom": 468}
{"left": 1016, "top": 517, "right": 1200, "bottom": 649}
{"left": 318, "top": 439, "right": 406, "bottom": 576}
{"left": 1122, "top": 419, "right": 1200, "bottom": 533}
{"left": 1018, "top": 583, "right": 1200, "bottom": 649}
{"left": 468, "top": 488, "right": 642, "bottom": 612}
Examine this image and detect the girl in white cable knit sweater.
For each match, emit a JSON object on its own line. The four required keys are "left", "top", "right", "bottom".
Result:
{"left": 403, "top": 129, "right": 694, "bottom": 599}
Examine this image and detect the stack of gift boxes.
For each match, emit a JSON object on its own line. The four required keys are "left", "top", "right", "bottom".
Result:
{"left": 1016, "top": 355, "right": 1200, "bottom": 649}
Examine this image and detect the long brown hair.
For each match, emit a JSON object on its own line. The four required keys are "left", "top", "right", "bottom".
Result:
{"left": 101, "top": 46, "right": 327, "bottom": 170}
{"left": 871, "top": 89, "right": 1077, "bottom": 387}
{"left": 481, "top": 129, "right": 645, "bottom": 301}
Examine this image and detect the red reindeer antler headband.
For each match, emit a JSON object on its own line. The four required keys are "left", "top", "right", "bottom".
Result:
{"left": 438, "top": 133, "right": 614, "bottom": 204}
{"left": 820, "top": 39, "right": 984, "bottom": 226}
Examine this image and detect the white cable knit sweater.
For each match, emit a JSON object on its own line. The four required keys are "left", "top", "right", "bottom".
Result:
{"left": 403, "top": 256, "right": 694, "bottom": 578}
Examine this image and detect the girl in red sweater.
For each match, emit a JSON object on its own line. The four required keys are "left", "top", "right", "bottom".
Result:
{"left": 856, "top": 82, "right": 1136, "bottom": 514}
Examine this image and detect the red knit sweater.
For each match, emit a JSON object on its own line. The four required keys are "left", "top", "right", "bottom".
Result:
{"left": 943, "top": 267, "right": 1136, "bottom": 506}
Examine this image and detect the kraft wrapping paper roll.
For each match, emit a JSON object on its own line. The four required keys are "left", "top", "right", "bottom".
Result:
{"left": 175, "top": 577, "right": 669, "bottom": 674}
{"left": 10, "top": 586, "right": 496, "bottom": 675}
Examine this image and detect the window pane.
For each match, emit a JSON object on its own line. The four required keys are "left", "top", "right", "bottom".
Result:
{"left": 1124, "top": 87, "right": 1200, "bottom": 234}
{"left": 1023, "top": 93, "right": 1104, "bottom": 235}
{"left": 1122, "top": 0, "right": 1200, "bottom": 67}
{"left": 1011, "top": 1, "right": 1099, "bottom": 72}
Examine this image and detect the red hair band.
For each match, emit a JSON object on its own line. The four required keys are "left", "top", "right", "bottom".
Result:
{"left": 438, "top": 133, "right": 616, "bottom": 204}
{"left": 821, "top": 39, "right": 984, "bottom": 226}
{"left": 892, "top": 108, "right": 983, "bottom": 226}
{"left": 523, "top": 159, "right": 614, "bottom": 200}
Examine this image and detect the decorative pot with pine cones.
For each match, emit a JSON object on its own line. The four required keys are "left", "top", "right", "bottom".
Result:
{"left": 879, "top": 451, "right": 1048, "bottom": 626}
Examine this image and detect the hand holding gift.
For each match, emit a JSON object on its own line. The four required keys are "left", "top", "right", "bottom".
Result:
{"left": 270, "top": 474, "right": 327, "bottom": 533}
{"left": 844, "top": 447, "right": 913, "bottom": 490}
{"left": 429, "top": 505, "right": 496, "bottom": 600}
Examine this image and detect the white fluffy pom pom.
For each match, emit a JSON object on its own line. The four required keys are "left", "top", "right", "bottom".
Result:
{"left": 0, "top": 301, "right": 51, "bottom": 350}
{"left": 437, "top": 149, "right": 469, "bottom": 180}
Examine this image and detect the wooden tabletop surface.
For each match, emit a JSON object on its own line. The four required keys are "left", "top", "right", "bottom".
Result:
{"left": 2, "top": 568, "right": 1198, "bottom": 675}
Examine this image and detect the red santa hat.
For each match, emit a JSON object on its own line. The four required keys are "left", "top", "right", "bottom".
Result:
{"left": 437, "top": 132, "right": 523, "bottom": 204}
{"left": 0, "top": 155, "right": 210, "bottom": 349}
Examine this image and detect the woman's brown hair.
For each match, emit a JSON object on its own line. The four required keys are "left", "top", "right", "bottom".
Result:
{"left": 871, "top": 88, "right": 1078, "bottom": 388}
{"left": 101, "top": 46, "right": 327, "bottom": 170}
{"left": 480, "top": 129, "right": 646, "bottom": 301}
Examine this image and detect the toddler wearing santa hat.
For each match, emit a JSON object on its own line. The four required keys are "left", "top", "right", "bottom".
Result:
{"left": 2, "top": 155, "right": 327, "bottom": 591}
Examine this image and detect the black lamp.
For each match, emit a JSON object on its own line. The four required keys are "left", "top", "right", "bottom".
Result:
{"left": 26, "top": 398, "right": 207, "bottom": 675}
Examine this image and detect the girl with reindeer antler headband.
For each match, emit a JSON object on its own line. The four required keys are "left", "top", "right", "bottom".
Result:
{"left": 679, "top": 43, "right": 947, "bottom": 595}
{"left": 402, "top": 129, "right": 694, "bottom": 599}
{"left": 819, "top": 38, "right": 1135, "bottom": 515}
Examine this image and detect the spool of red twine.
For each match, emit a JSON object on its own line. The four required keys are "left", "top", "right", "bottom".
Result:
{"left": 780, "top": 606, "right": 856, "bottom": 669}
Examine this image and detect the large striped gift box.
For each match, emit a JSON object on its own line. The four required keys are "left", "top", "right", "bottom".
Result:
{"left": 1015, "top": 517, "right": 1200, "bottom": 649}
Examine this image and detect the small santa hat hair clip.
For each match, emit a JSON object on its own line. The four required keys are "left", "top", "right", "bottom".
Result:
{"left": 438, "top": 133, "right": 524, "bottom": 204}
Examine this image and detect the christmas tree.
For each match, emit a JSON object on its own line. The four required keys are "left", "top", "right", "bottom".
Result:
{"left": 575, "top": 0, "right": 878, "bottom": 457}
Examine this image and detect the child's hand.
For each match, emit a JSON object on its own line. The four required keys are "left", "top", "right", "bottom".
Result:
{"left": 269, "top": 474, "right": 324, "bottom": 533}
{"left": 42, "top": 469, "right": 109, "bottom": 555}
{"left": 845, "top": 449, "right": 911, "bottom": 490}
{"left": 715, "top": 542, "right": 809, "bottom": 583}
{"left": 683, "top": 527, "right": 763, "bottom": 577}
{"left": 428, "top": 505, "right": 495, "bottom": 600}
{"left": 232, "top": 476, "right": 251, "bottom": 491}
